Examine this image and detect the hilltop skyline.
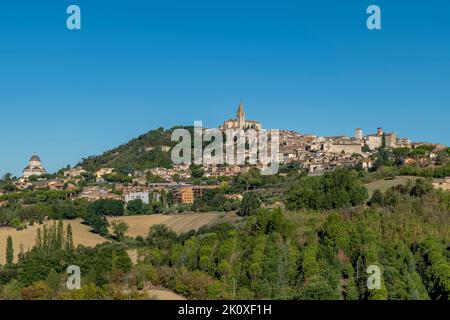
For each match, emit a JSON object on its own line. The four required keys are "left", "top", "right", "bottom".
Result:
{"left": 2, "top": 111, "right": 445, "bottom": 178}
{"left": 1, "top": 1, "right": 450, "bottom": 175}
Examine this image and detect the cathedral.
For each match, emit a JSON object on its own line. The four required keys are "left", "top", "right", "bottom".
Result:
{"left": 219, "top": 102, "right": 262, "bottom": 131}
{"left": 23, "top": 153, "right": 47, "bottom": 178}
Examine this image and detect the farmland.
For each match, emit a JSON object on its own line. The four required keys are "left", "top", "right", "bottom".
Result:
{"left": 0, "top": 219, "right": 106, "bottom": 264}
{"left": 0, "top": 213, "right": 223, "bottom": 264}
{"left": 107, "top": 213, "right": 222, "bottom": 237}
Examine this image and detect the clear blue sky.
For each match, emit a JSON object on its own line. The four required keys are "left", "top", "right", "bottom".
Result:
{"left": 1, "top": 0, "right": 449, "bottom": 176}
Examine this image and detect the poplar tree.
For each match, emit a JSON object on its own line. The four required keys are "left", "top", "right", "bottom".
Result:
{"left": 6, "top": 235, "right": 14, "bottom": 267}
{"left": 66, "top": 224, "right": 74, "bottom": 251}
{"left": 35, "top": 228, "right": 43, "bottom": 251}
{"left": 56, "top": 220, "right": 65, "bottom": 250}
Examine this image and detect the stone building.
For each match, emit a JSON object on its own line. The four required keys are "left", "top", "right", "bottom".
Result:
{"left": 95, "top": 168, "right": 115, "bottom": 182}
{"left": 323, "top": 139, "right": 363, "bottom": 155}
{"left": 219, "top": 102, "right": 262, "bottom": 131}
{"left": 23, "top": 154, "right": 47, "bottom": 178}
{"left": 364, "top": 128, "right": 398, "bottom": 150}
{"left": 77, "top": 186, "right": 122, "bottom": 202}
{"left": 63, "top": 166, "right": 87, "bottom": 179}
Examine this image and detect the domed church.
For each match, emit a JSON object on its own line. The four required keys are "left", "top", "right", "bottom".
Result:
{"left": 23, "top": 153, "right": 47, "bottom": 178}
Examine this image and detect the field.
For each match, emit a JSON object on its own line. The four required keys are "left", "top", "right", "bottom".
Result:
{"left": 0, "top": 219, "right": 106, "bottom": 264}
{"left": 364, "top": 176, "right": 417, "bottom": 197}
{"left": 107, "top": 213, "right": 221, "bottom": 237}
{"left": 0, "top": 213, "right": 223, "bottom": 264}
{"left": 147, "top": 289, "right": 186, "bottom": 300}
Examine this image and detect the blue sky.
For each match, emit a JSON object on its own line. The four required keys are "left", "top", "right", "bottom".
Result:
{"left": 1, "top": 0, "right": 449, "bottom": 176}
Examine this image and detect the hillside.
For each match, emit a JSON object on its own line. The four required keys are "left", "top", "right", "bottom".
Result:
{"left": 79, "top": 126, "right": 193, "bottom": 174}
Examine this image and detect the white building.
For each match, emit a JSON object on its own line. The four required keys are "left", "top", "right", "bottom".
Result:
{"left": 124, "top": 192, "right": 149, "bottom": 204}
{"left": 23, "top": 154, "right": 47, "bottom": 178}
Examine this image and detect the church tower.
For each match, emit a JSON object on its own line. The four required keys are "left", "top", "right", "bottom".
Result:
{"left": 219, "top": 101, "right": 261, "bottom": 131}
{"left": 237, "top": 102, "right": 245, "bottom": 129}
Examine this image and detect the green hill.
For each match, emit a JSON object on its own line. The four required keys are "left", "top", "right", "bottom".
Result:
{"left": 78, "top": 126, "right": 193, "bottom": 174}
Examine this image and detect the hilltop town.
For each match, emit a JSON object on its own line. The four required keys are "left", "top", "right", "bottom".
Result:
{"left": 1, "top": 103, "right": 449, "bottom": 301}
{"left": 1, "top": 102, "right": 448, "bottom": 209}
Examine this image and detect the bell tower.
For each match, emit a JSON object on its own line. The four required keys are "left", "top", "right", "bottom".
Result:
{"left": 237, "top": 102, "right": 245, "bottom": 129}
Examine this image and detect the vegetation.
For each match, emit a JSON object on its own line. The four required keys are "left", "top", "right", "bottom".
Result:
{"left": 286, "top": 169, "right": 368, "bottom": 210}
{"left": 6, "top": 236, "right": 13, "bottom": 267}
{"left": 1, "top": 130, "right": 449, "bottom": 301}
{"left": 239, "top": 192, "right": 261, "bottom": 216}
{"left": 110, "top": 220, "right": 129, "bottom": 241}
{"left": 78, "top": 127, "right": 194, "bottom": 174}
{"left": 0, "top": 168, "right": 448, "bottom": 300}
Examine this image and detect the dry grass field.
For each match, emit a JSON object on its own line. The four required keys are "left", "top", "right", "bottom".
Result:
{"left": 0, "top": 219, "right": 107, "bottom": 264}
{"left": 107, "top": 213, "right": 221, "bottom": 237}
{"left": 364, "top": 176, "right": 417, "bottom": 197}
{"left": 147, "top": 289, "right": 186, "bottom": 300}
{"left": 122, "top": 285, "right": 186, "bottom": 300}
{"left": 0, "top": 213, "right": 222, "bottom": 265}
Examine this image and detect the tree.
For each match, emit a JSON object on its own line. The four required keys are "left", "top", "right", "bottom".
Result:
{"left": 66, "top": 224, "right": 74, "bottom": 251}
{"left": 88, "top": 199, "right": 124, "bottom": 217}
{"left": 85, "top": 214, "right": 109, "bottom": 236}
{"left": 369, "top": 190, "right": 384, "bottom": 206}
{"left": 410, "top": 179, "right": 433, "bottom": 197}
{"left": 374, "top": 149, "right": 392, "bottom": 169}
{"left": 55, "top": 220, "right": 64, "bottom": 250}
{"left": 237, "top": 168, "right": 262, "bottom": 191}
{"left": 393, "top": 148, "right": 410, "bottom": 165}
{"left": 1, "top": 183, "right": 16, "bottom": 193}
{"left": 127, "top": 199, "right": 147, "bottom": 214}
{"left": 2, "top": 173, "right": 13, "bottom": 181}
{"left": 256, "top": 208, "right": 286, "bottom": 234}
{"left": 239, "top": 192, "right": 261, "bottom": 216}
{"left": 112, "top": 248, "right": 132, "bottom": 275}
{"left": 147, "top": 224, "right": 177, "bottom": 249}
{"left": 6, "top": 235, "right": 14, "bottom": 267}
{"left": 191, "top": 164, "right": 204, "bottom": 179}
{"left": 111, "top": 220, "right": 129, "bottom": 240}
{"left": 146, "top": 173, "right": 167, "bottom": 183}
{"left": 46, "top": 269, "right": 61, "bottom": 297}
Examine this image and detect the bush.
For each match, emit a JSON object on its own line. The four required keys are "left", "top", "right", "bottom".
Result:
{"left": 239, "top": 192, "right": 261, "bottom": 216}
{"left": 369, "top": 190, "right": 384, "bottom": 206}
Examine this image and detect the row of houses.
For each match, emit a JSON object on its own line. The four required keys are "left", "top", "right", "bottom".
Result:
{"left": 75, "top": 183, "right": 219, "bottom": 205}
